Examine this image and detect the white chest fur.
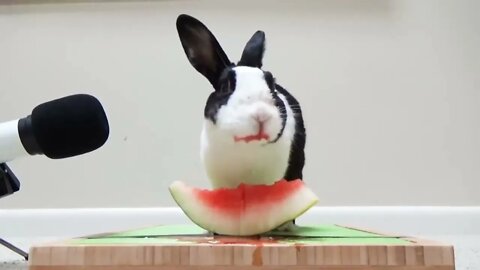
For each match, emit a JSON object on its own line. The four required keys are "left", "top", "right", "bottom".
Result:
{"left": 200, "top": 123, "right": 292, "bottom": 188}
{"left": 200, "top": 92, "right": 296, "bottom": 188}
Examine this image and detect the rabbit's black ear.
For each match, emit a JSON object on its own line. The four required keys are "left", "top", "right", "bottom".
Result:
{"left": 238, "top": 31, "right": 266, "bottom": 68}
{"left": 176, "top": 14, "right": 232, "bottom": 88}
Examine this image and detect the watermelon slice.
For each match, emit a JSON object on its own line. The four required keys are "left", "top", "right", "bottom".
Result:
{"left": 168, "top": 179, "right": 318, "bottom": 236}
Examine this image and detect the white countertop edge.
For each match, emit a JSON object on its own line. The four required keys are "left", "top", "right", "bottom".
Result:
{"left": 1, "top": 206, "right": 479, "bottom": 239}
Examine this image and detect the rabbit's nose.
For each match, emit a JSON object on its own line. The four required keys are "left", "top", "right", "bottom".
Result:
{"left": 253, "top": 107, "right": 272, "bottom": 123}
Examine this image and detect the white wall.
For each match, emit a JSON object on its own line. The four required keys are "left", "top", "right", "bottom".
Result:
{"left": 0, "top": 0, "right": 478, "bottom": 209}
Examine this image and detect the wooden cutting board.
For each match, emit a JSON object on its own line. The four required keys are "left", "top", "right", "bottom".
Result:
{"left": 28, "top": 224, "right": 455, "bottom": 270}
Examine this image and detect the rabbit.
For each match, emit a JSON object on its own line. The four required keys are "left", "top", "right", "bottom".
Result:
{"left": 175, "top": 14, "right": 306, "bottom": 230}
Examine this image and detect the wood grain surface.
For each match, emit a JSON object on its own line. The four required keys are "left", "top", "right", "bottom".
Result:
{"left": 28, "top": 225, "right": 455, "bottom": 270}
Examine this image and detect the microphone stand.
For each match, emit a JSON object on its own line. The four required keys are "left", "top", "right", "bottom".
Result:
{"left": 0, "top": 163, "right": 29, "bottom": 260}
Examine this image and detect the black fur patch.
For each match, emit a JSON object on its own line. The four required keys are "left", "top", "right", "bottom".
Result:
{"left": 204, "top": 68, "right": 237, "bottom": 123}
{"left": 264, "top": 71, "right": 287, "bottom": 144}
{"left": 275, "top": 83, "right": 306, "bottom": 181}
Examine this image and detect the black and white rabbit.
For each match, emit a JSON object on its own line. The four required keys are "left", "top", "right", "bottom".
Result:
{"left": 176, "top": 15, "right": 306, "bottom": 221}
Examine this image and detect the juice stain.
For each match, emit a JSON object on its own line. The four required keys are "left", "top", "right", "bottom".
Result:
{"left": 174, "top": 235, "right": 279, "bottom": 245}
{"left": 173, "top": 235, "right": 281, "bottom": 266}
{"left": 252, "top": 246, "right": 263, "bottom": 266}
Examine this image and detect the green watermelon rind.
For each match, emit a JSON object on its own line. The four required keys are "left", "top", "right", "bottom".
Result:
{"left": 168, "top": 180, "right": 319, "bottom": 236}
{"left": 169, "top": 181, "right": 236, "bottom": 234}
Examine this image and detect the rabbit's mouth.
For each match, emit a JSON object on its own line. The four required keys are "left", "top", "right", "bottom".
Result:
{"left": 233, "top": 122, "right": 270, "bottom": 143}
{"left": 234, "top": 132, "right": 270, "bottom": 143}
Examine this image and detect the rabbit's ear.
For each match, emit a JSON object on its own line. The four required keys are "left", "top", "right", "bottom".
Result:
{"left": 238, "top": 31, "right": 266, "bottom": 68}
{"left": 176, "top": 14, "right": 232, "bottom": 88}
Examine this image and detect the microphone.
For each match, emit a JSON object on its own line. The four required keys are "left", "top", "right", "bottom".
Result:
{"left": 0, "top": 94, "right": 110, "bottom": 163}
{"left": 0, "top": 94, "right": 110, "bottom": 260}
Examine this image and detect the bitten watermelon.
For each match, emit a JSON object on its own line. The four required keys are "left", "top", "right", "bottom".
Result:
{"left": 168, "top": 179, "right": 318, "bottom": 236}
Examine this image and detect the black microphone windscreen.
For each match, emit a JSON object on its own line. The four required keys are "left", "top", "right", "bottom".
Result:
{"left": 31, "top": 94, "right": 110, "bottom": 159}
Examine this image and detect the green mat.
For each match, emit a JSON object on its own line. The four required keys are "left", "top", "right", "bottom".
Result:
{"left": 69, "top": 224, "right": 410, "bottom": 245}
{"left": 91, "top": 224, "right": 382, "bottom": 238}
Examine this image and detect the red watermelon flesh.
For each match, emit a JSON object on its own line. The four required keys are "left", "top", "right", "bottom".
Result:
{"left": 168, "top": 179, "right": 318, "bottom": 236}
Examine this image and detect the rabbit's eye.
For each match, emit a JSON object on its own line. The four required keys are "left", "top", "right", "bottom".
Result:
{"left": 218, "top": 70, "right": 236, "bottom": 94}
{"left": 219, "top": 79, "right": 232, "bottom": 94}
{"left": 264, "top": 71, "right": 275, "bottom": 90}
